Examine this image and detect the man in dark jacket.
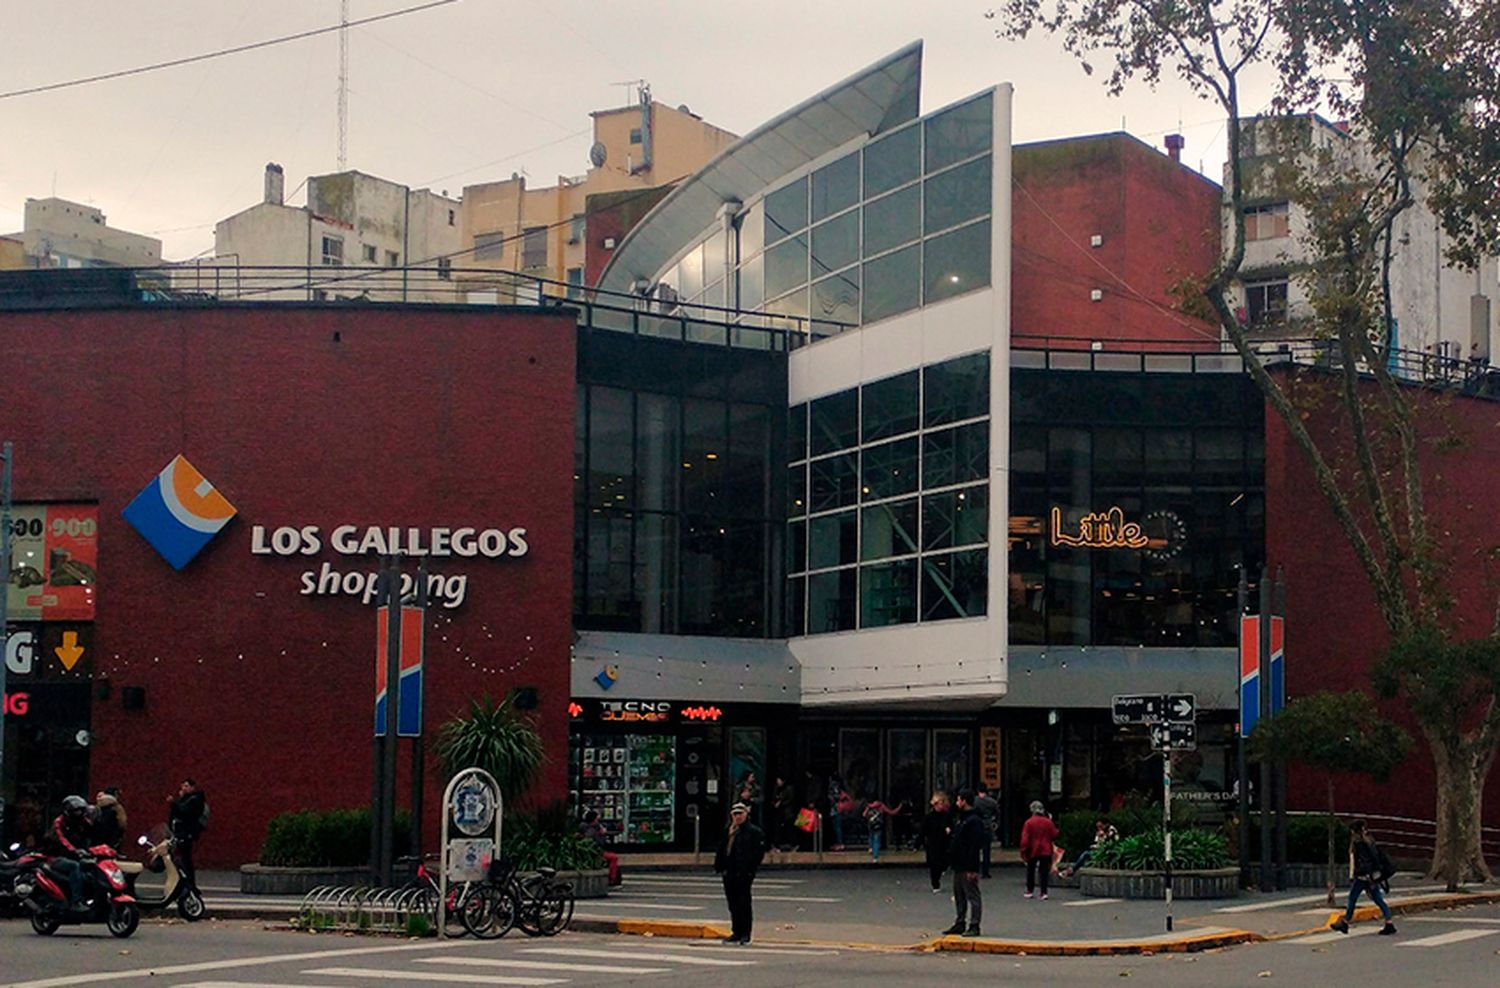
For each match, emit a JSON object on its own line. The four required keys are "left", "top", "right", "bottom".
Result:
{"left": 168, "top": 778, "right": 206, "bottom": 888}
{"left": 944, "top": 789, "right": 985, "bottom": 937}
{"left": 714, "top": 802, "right": 766, "bottom": 944}
{"left": 44, "top": 795, "right": 96, "bottom": 911}
{"left": 92, "top": 787, "right": 127, "bottom": 850}
{"left": 974, "top": 783, "right": 999, "bottom": 877}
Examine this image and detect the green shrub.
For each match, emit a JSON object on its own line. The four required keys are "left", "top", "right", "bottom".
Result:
{"left": 259, "top": 808, "right": 411, "bottom": 867}
{"left": 1243, "top": 814, "right": 1350, "bottom": 863}
{"left": 1058, "top": 810, "right": 1103, "bottom": 857}
{"left": 1090, "top": 827, "right": 1229, "bottom": 871}
{"left": 503, "top": 800, "right": 604, "bottom": 872}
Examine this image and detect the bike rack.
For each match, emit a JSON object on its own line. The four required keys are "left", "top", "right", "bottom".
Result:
{"left": 297, "top": 883, "right": 436, "bottom": 934}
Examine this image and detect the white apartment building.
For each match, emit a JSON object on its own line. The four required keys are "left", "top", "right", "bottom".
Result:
{"left": 1227, "top": 115, "right": 1498, "bottom": 369}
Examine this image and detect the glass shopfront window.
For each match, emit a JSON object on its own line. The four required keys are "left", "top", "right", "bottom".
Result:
{"left": 1008, "top": 367, "right": 1265, "bottom": 647}
{"left": 788, "top": 351, "right": 992, "bottom": 635}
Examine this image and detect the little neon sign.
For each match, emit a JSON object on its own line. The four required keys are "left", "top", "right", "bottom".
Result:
{"left": 1050, "top": 505, "right": 1149, "bottom": 550}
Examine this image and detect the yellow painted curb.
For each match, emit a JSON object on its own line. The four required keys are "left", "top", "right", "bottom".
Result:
{"left": 615, "top": 918, "right": 731, "bottom": 939}
{"left": 924, "top": 929, "right": 1263, "bottom": 956}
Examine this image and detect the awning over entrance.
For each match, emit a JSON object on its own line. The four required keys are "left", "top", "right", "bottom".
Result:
{"left": 996, "top": 646, "right": 1238, "bottom": 710}
{"left": 572, "top": 631, "right": 800, "bottom": 704}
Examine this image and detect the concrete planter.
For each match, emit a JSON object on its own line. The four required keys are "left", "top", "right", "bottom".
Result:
{"left": 1079, "top": 866, "right": 1241, "bottom": 899}
{"left": 1246, "top": 863, "right": 1344, "bottom": 889}
{"left": 240, "top": 864, "right": 373, "bottom": 896}
{"left": 554, "top": 868, "right": 610, "bottom": 899}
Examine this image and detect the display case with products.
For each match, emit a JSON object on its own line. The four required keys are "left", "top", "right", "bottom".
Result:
{"left": 625, "top": 735, "right": 676, "bottom": 844}
{"left": 571, "top": 734, "right": 629, "bottom": 843}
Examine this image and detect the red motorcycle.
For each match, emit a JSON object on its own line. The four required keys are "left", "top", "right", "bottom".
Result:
{"left": 18, "top": 843, "right": 140, "bottom": 938}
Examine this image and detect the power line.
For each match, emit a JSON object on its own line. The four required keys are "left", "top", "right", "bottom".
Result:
{"left": 0, "top": 0, "right": 460, "bottom": 101}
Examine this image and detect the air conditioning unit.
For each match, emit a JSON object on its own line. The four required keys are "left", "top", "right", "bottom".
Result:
{"left": 602, "top": 237, "right": 617, "bottom": 249}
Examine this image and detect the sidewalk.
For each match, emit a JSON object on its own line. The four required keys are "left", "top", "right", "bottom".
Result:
{"left": 187, "top": 861, "right": 1500, "bottom": 956}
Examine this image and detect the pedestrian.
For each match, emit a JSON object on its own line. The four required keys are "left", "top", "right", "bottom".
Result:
{"left": 863, "top": 796, "right": 904, "bottom": 862}
{"left": 1019, "top": 800, "right": 1059, "bottom": 899}
{"left": 771, "top": 776, "right": 797, "bottom": 850}
{"left": 1062, "top": 817, "right": 1118, "bottom": 877}
{"left": 831, "top": 785, "right": 855, "bottom": 850}
{"left": 579, "top": 809, "right": 621, "bottom": 886}
{"left": 737, "top": 771, "right": 761, "bottom": 825}
{"left": 974, "top": 783, "right": 999, "bottom": 877}
{"left": 943, "top": 789, "right": 985, "bottom": 937}
{"left": 922, "top": 791, "right": 953, "bottom": 893}
{"left": 1330, "top": 819, "right": 1397, "bottom": 936}
{"left": 714, "top": 801, "right": 766, "bottom": 944}
{"left": 168, "top": 778, "right": 208, "bottom": 890}
{"left": 92, "top": 787, "right": 128, "bottom": 850}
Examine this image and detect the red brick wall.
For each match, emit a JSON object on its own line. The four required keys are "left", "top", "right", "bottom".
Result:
{"left": 1266, "top": 374, "right": 1500, "bottom": 827}
{"left": 1012, "top": 134, "right": 1222, "bottom": 349}
{"left": 1, "top": 305, "right": 576, "bottom": 866}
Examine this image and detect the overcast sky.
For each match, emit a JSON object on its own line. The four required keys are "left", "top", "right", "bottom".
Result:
{"left": 1, "top": 0, "right": 1277, "bottom": 260}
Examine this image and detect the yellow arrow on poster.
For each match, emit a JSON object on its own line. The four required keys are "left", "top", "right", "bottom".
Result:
{"left": 55, "top": 631, "right": 85, "bottom": 671}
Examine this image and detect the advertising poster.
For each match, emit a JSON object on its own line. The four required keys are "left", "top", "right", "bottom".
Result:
{"left": 5, "top": 504, "right": 99, "bottom": 621}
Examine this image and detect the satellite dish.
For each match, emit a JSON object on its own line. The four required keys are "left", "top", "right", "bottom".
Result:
{"left": 589, "top": 142, "right": 608, "bottom": 167}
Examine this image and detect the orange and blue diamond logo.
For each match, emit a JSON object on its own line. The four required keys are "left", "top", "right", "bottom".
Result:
{"left": 122, "top": 455, "right": 237, "bottom": 570}
{"left": 594, "top": 664, "right": 619, "bottom": 691}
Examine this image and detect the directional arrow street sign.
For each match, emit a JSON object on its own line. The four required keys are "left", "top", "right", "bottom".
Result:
{"left": 1114, "top": 693, "right": 1197, "bottom": 725}
{"left": 1150, "top": 722, "right": 1197, "bottom": 750}
{"left": 1165, "top": 693, "right": 1195, "bottom": 723}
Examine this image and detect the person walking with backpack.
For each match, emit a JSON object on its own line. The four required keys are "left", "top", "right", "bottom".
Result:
{"left": 863, "top": 796, "right": 904, "bottom": 862}
{"left": 1330, "top": 819, "right": 1397, "bottom": 935}
{"left": 1019, "top": 800, "right": 1059, "bottom": 899}
{"left": 942, "top": 789, "right": 985, "bottom": 937}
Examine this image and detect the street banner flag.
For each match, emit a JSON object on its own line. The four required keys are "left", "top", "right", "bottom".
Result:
{"left": 375, "top": 605, "right": 424, "bottom": 737}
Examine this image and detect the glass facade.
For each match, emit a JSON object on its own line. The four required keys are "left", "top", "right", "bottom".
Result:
{"left": 1008, "top": 367, "right": 1265, "bottom": 648}
{"left": 787, "top": 351, "right": 991, "bottom": 635}
{"left": 653, "top": 91, "right": 996, "bottom": 335}
{"left": 574, "top": 325, "right": 786, "bottom": 637}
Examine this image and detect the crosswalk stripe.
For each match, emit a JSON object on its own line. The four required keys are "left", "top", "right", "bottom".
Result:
{"left": 1217, "top": 885, "right": 1448, "bottom": 913}
{"left": 1395, "top": 928, "right": 1500, "bottom": 948}
{"left": 304, "top": 968, "right": 564, "bottom": 985}
{"left": 628, "top": 876, "right": 804, "bottom": 885}
{"left": 571, "top": 902, "right": 707, "bottom": 911}
{"left": 603, "top": 941, "right": 841, "bottom": 956}
{"left": 609, "top": 891, "right": 841, "bottom": 903}
{"left": 1411, "top": 916, "right": 1500, "bottom": 925}
{"left": 417, "top": 957, "right": 669, "bottom": 974}
{"left": 1287, "top": 926, "right": 1381, "bottom": 945}
{"left": 1065, "top": 898, "right": 1122, "bottom": 907}
{"left": 174, "top": 983, "right": 346, "bottom": 987}
{"left": 520, "top": 947, "right": 755, "bottom": 967}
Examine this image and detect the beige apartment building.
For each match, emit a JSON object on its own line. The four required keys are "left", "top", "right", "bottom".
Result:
{"left": 1, "top": 198, "right": 161, "bottom": 269}
{"left": 205, "top": 164, "right": 462, "bottom": 301}
{"left": 460, "top": 91, "right": 738, "bottom": 299}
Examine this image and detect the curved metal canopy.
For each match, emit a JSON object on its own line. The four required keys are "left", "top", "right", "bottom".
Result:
{"left": 597, "top": 41, "right": 924, "bottom": 295}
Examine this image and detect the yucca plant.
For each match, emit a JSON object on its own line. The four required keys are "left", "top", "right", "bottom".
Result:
{"left": 436, "top": 693, "right": 545, "bottom": 803}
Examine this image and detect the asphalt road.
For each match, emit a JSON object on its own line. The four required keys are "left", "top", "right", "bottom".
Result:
{"left": 4, "top": 902, "right": 1500, "bottom": 988}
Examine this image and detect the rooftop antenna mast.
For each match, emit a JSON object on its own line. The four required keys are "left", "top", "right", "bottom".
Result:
{"left": 337, "top": 0, "right": 349, "bottom": 170}
{"left": 613, "top": 78, "right": 647, "bottom": 106}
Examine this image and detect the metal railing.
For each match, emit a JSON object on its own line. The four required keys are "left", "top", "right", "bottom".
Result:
{"left": 2, "top": 262, "right": 851, "bottom": 354}
{"left": 1284, "top": 810, "right": 1500, "bottom": 860}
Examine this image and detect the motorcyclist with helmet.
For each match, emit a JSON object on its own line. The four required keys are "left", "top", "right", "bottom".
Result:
{"left": 43, "top": 796, "right": 96, "bottom": 912}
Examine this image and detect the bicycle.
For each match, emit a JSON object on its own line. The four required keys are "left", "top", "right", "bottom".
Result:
{"left": 459, "top": 859, "right": 574, "bottom": 938}
{"left": 403, "top": 856, "right": 472, "bottom": 938}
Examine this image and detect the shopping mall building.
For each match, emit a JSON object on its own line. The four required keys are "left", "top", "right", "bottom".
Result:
{"left": 4, "top": 43, "right": 1498, "bottom": 864}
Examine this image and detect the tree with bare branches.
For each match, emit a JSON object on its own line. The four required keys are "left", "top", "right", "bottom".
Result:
{"left": 992, "top": 0, "right": 1500, "bottom": 888}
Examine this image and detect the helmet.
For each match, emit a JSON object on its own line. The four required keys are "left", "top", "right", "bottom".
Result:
{"left": 62, "top": 795, "right": 91, "bottom": 819}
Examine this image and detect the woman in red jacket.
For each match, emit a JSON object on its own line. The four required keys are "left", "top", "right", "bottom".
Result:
{"left": 1018, "top": 800, "right": 1059, "bottom": 899}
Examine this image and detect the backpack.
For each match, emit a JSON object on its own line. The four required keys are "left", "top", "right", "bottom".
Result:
{"left": 198, "top": 799, "right": 211, "bottom": 832}
{"left": 1375, "top": 843, "right": 1394, "bottom": 881}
